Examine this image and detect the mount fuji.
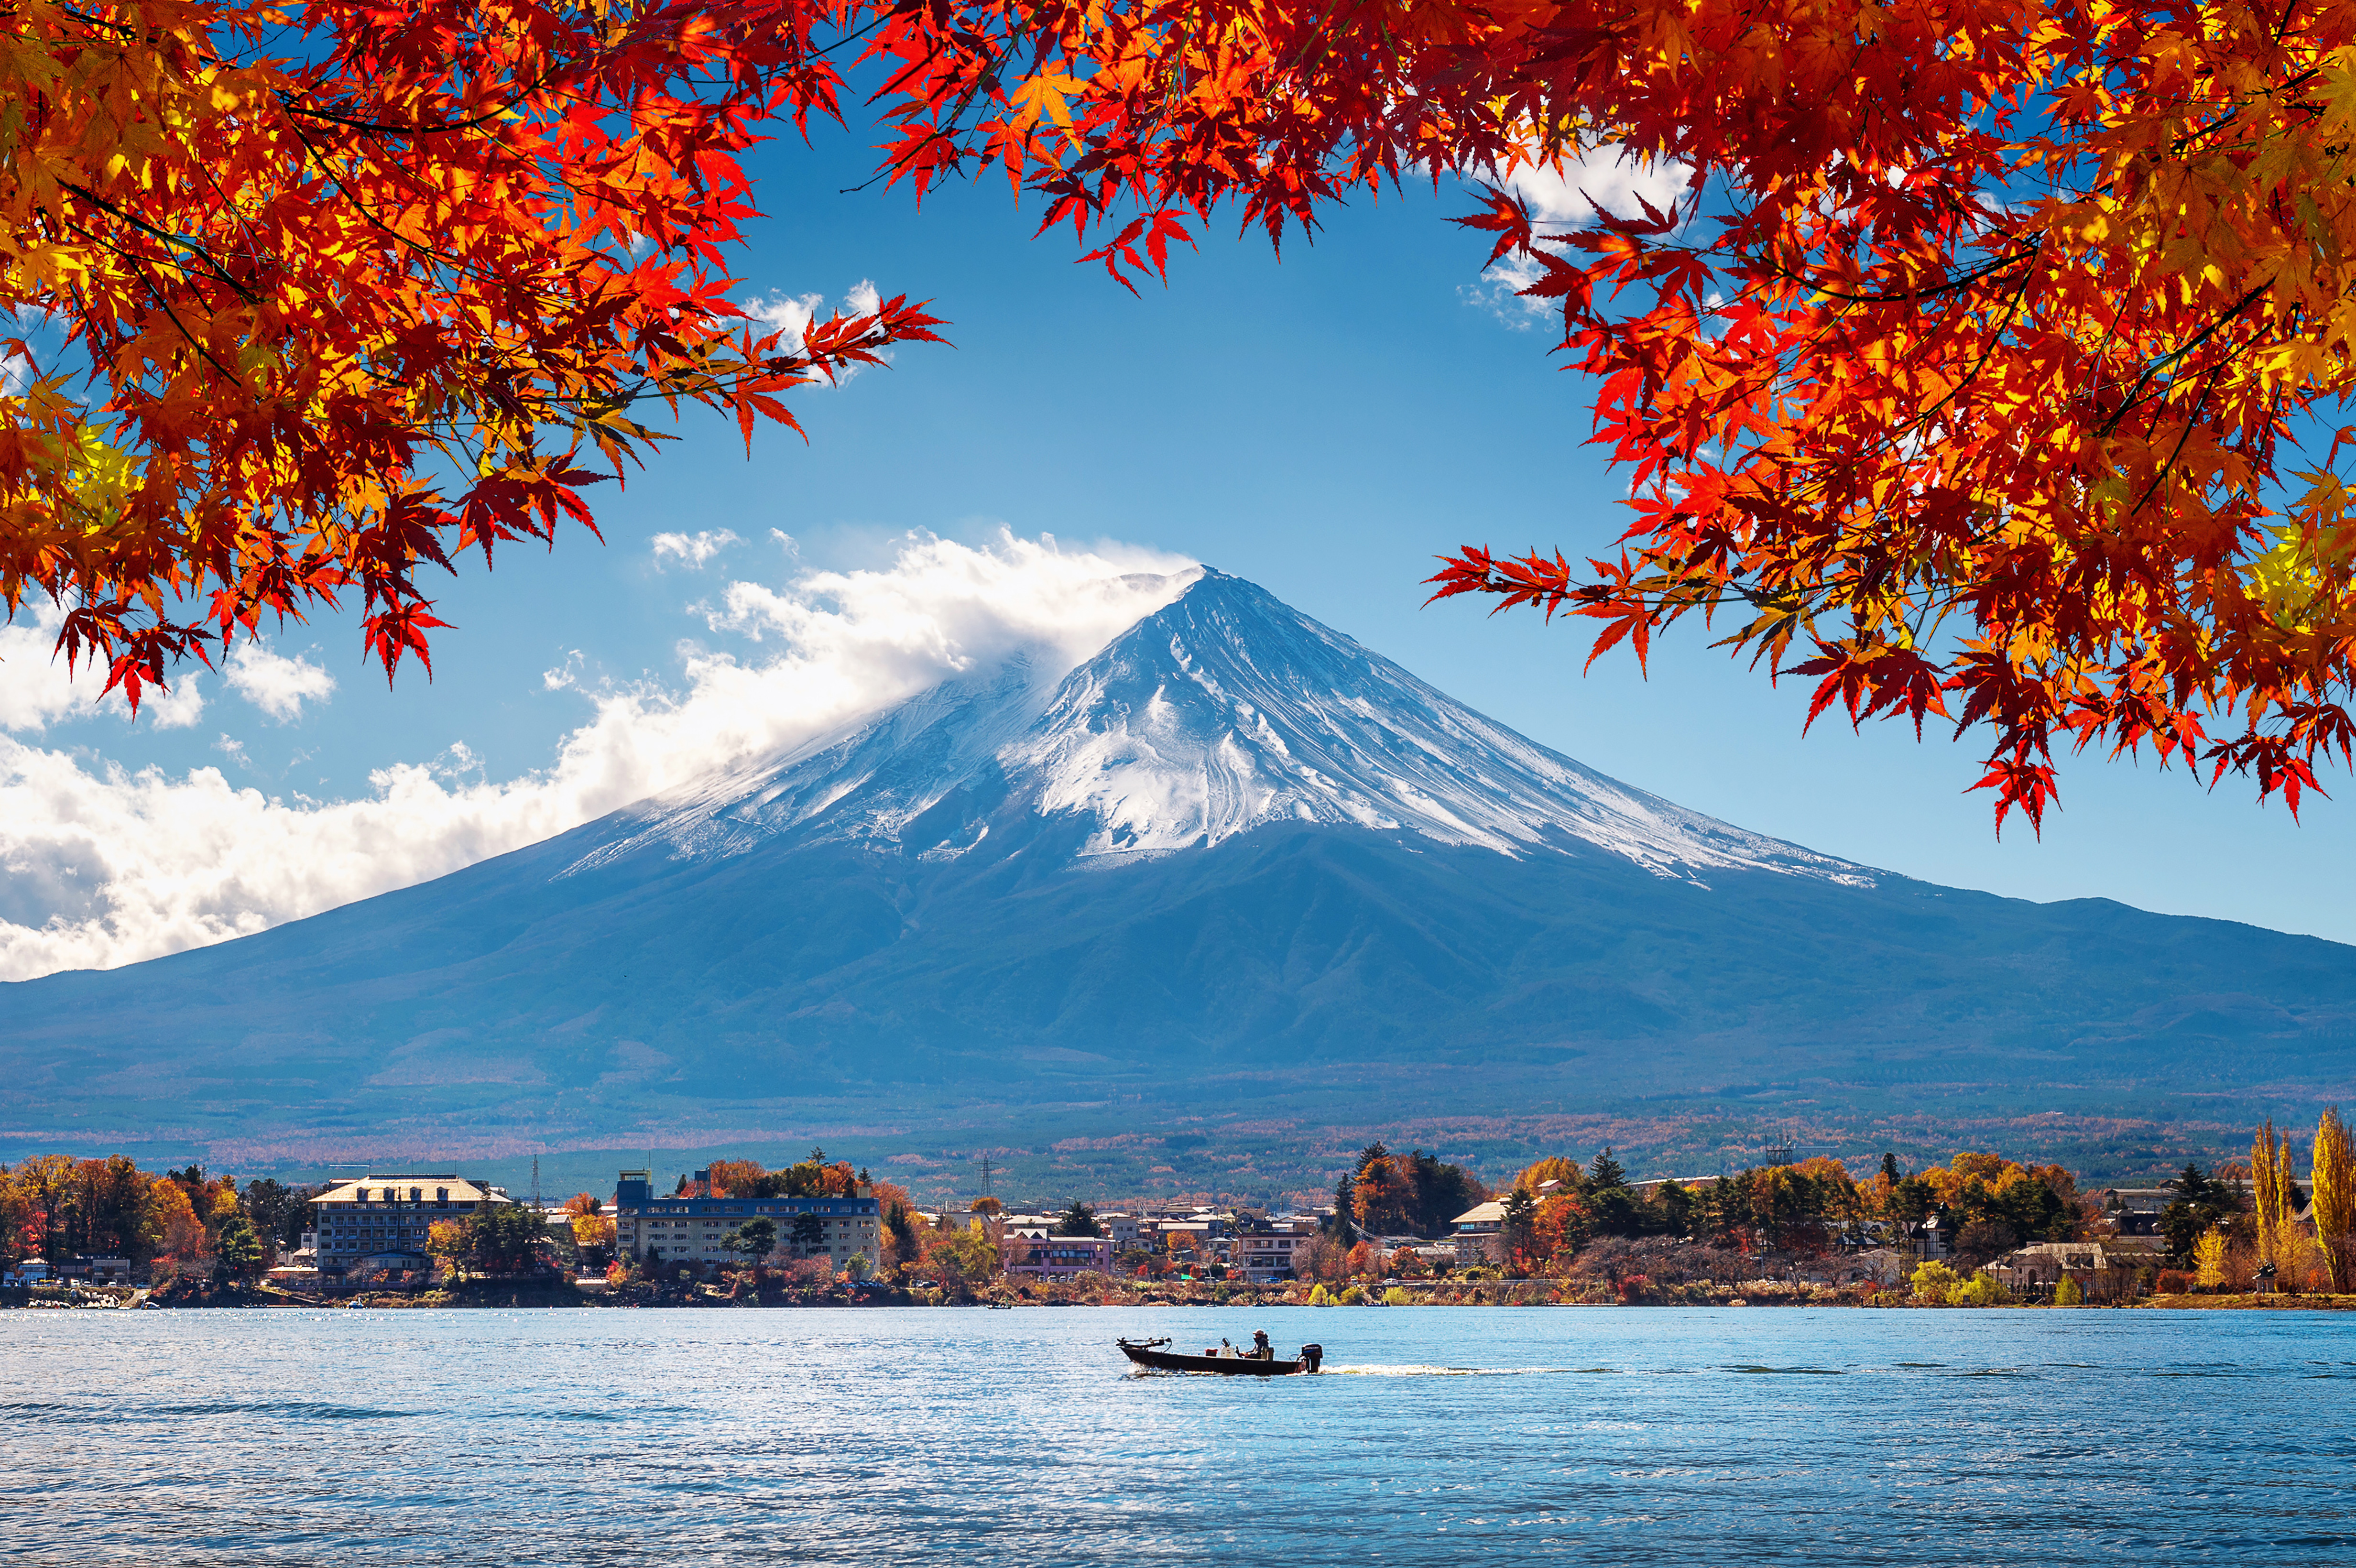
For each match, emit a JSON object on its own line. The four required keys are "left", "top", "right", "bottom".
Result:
{"left": 5, "top": 568, "right": 2354, "bottom": 1179}
{"left": 575, "top": 566, "right": 1870, "bottom": 884}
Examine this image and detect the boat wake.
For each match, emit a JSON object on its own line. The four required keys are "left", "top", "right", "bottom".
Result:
{"left": 1329, "top": 1356, "right": 1564, "bottom": 1365}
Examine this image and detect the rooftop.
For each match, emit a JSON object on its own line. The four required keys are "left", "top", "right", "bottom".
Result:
{"left": 317, "top": 1176, "right": 506, "bottom": 1205}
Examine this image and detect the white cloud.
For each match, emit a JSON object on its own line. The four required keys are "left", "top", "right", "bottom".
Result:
{"left": 0, "top": 532, "right": 1199, "bottom": 980}
{"left": 1462, "top": 145, "right": 1692, "bottom": 327}
{"left": 744, "top": 290, "right": 825, "bottom": 345}
{"left": 142, "top": 677, "right": 207, "bottom": 730}
{"left": 741, "top": 281, "right": 891, "bottom": 381}
{"left": 1494, "top": 145, "right": 1690, "bottom": 226}
{"left": 224, "top": 641, "right": 337, "bottom": 721}
{"left": 650, "top": 529, "right": 740, "bottom": 570}
{"left": 0, "top": 613, "right": 89, "bottom": 733}
{"left": 543, "top": 651, "right": 587, "bottom": 692}
{"left": 0, "top": 306, "right": 57, "bottom": 394}
{"left": 1463, "top": 250, "right": 1555, "bottom": 331}
{"left": 0, "top": 603, "right": 205, "bottom": 733}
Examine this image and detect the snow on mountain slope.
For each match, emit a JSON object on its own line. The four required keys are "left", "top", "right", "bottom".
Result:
{"left": 572, "top": 568, "right": 1874, "bottom": 887}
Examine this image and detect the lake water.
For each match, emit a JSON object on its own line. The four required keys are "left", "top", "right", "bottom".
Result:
{"left": 2, "top": 1305, "right": 2351, "bottom": 1564}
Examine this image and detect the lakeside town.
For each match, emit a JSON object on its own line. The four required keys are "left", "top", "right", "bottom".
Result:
{"left": 6, "top": 1114, "right": 2351, "bottom": 1311}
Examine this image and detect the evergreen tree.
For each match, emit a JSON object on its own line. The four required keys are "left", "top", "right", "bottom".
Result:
{"left": 1055, "top": 1201, "right": 1101, "bottom": 1237}
{"left": 883, "top": 1203, "right": 924, "bottom": 1274}
{"left": 1588, "top": 1148, "right": 1629, "bottom": 1191}
{"left": 463, "top": 1204, "right": 546, "bottom": 1275}
{"left": 1497, "top": 1188, "right": 1538, "bottom": 1265}
{"left": 1650, "top": 1181, "right": 1696, "bottom": 1239}
{"left": 1400, "top": 1151, "right": 1487, "bottom": 1237}
{"left": 722, "top": 1217, "right": 779, "bottom": 1264}
{"left": 789, "top": 1212, "right": 827, "bottom": 1256}
{"left": 1705, "top": 1174, "right": 1756, "bottom": 1248}
{"left": 2160, "top": 1163, "right": 2245, "bottom": 1265}
{"left": 1327, "top": 1175, "right": 1358, "bottom": 1243}
{"left": 213, "top": 1213, "right": 265, "bottom": 1281}
{"left": 239, "top": 1177, "right": 297, "bottom": 1249}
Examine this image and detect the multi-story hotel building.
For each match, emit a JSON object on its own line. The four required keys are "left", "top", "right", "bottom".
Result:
{"left": 1009, "top": 1234, "right": 1116, "bottom": 1279}
{"left": 614, "top": 1169, "right": 880, "bottom": 1269}
{"left": 312, "top": 1174, "right": 512, "bottom": 1270}
{"left": 1234, "top": 1217, "right": 1320, "bottom": 1282}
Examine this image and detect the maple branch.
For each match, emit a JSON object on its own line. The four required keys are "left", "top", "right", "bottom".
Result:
{"left": 1758, "top": 242, "right": 2037, "bottom": 306}
{"left": 277, "top": 113, "right": 473, "bottom": 274}
{"left": 2095, "top": 282, "right": 2271, "bottom": 438}
{"left": 47, "top": 4, "right": 137, "bottom": 36}
{"left": 2126, "top": 358, "right": 2230, "bottom": 523}
{"left": 855, "top": 36, "right": 1013, "bottom": 195}
{"left": 273, "top": 75, "right": 566, "bottom": 140}
{"left": 56, "top": 182, "right": 259, "bottom": 305}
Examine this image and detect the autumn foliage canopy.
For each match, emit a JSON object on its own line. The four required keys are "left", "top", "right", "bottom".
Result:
{"left": 0, "top": 0, "right": 943, "bottom": 706}
{"left": 13, "top": 0, "right": 2356, "bottom": 822}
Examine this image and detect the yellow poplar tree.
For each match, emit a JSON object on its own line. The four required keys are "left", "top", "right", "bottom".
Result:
{"left": 425, "top": 1219, "right": 469, "bottom": 1278}
{"left": 2314, "top": 1109, "right": 2355, "bottom": 1295}
{"left": 2251, "top": 1122, "right": 2291, "bottom": 1267}
{"left": 2193, "top": 1227, "right": 2231, "bottom": 1292}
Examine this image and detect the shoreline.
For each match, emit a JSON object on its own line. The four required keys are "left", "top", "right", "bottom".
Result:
{"left": 10, "top": 1283, "right": 2355, "bottom": 1312}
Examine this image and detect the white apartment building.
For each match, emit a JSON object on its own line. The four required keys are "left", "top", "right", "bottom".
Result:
{"left": 613, "top": 1169, "right": 878, "bottom": 1269}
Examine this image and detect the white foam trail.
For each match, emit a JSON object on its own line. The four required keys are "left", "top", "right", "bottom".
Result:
{"left": 1326, "top": 1365, "right": 1573, "bottom": 1377}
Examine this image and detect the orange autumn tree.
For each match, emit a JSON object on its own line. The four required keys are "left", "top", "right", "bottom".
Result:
{"left": 147, "top": 1179, "right": 209, "bottom": 1268}
{"left": 1424, "top": 2, "right": 2356, "bottom": 828}
{"left": 26, "top": 0, "right": 2356, "bottom": 835}
{"left": 1, "top": 0, "right": 942, "bottom": 704}
{"left": 562, "top": 1192, "right": 616, "bottom": 1255}
{"left": 862, "top": 0, "right": 2356, "bottom": 826}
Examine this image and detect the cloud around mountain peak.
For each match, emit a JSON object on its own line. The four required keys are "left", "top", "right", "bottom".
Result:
{"left": 591, "top": 563, "right": 1871, "bottom": 891}
{"left": 0, "top": 532, "right": 1197, "bottom": 980}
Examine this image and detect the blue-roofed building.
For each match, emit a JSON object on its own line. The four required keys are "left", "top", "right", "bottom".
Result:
{"left": 614, "top": 1169, "right": 879, "bottom": 1270}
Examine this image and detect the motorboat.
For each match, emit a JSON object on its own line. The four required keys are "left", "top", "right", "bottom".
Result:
{"left": 1118, "top": 1336, "right": 1323, "bottom": 1375}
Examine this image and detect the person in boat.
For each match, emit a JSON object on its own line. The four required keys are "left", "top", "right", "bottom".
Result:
{"left": 1251, "top": 1330, "right": 1274, "bottom": 1361}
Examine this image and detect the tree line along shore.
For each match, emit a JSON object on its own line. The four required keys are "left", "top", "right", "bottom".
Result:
{"left": 5, "top": 1112, "right": 2352, "bottom": 1311}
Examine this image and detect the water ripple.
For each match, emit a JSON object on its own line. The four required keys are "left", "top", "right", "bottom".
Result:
{"left": 1, "top": 1306, "right": 2348, "bottom": 1566}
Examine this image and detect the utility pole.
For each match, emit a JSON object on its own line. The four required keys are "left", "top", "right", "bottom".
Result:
{"left": 532, "top": 1156, "right": 541, "bottom": 1211}
{"left": 978, "top": 1153, "right": 994, "bottom": 1198}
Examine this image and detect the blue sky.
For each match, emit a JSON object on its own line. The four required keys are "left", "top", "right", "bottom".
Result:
{"left": 2, "top": 121, "right": 2349, "bottom": 975}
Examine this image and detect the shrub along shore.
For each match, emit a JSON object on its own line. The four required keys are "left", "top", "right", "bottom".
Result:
{"left": 10, "top": 1276, "right": 2356, "bottom": 1312}
{"left": 9, "top": 1115, "right": 2352, "bottom": 1309}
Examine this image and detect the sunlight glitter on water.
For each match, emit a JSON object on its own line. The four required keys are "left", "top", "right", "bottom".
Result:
{"left": 2, "top": 1306, "right": 2351, "bottom": 1566}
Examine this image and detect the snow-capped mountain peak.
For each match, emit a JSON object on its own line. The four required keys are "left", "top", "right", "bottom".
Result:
{"left": 573, "top": 568, "right": 1872, "bottom": 888}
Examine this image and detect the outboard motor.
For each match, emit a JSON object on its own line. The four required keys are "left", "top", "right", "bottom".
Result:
{"left": 1299, "top": 1343, "right": 1323, "bottom": 1374}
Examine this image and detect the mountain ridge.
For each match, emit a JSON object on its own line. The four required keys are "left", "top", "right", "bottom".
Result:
{"left": 2, "top": 567, "right": 2350, "bottom": 1183}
